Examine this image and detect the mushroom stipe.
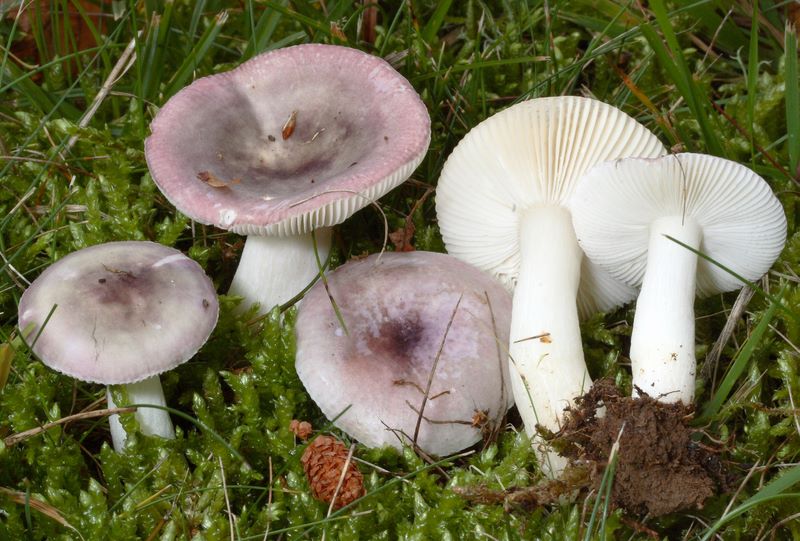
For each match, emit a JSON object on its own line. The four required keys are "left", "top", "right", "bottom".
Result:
{"left": 17, "top": 241, "right": 219, "bottom": 452}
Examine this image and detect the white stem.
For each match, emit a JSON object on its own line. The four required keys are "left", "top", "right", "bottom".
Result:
{"left": 107, "top": 376, "right": 173, "bottom": 452}
{"left": 509, "top": 207, "right": 588, "bottom": 476}
{"left": 630, "top": 215, "right": 702, "bottom": 404}
{"left": 228, "top": 228, "right": 332, "bottom": 314}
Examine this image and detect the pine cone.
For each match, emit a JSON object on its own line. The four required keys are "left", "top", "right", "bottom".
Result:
{"left": 301, "top": 435, "right": 365, "bottom": 509}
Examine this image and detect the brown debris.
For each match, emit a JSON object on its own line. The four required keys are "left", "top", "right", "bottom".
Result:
{"left": 290, "top": 419, "right": 313, "bottom": 441}
{"left": 197, "top": 171, "right": 241, "bottom": 189}
{"left": 454, "top": 464, "right": 590, "bottom": 511}
{"left": 389, "top": 221, "right": 416, "bottom": 252}
{"left": 282, "top": 110, "right": 298, "bottom": 140}
{"left": 301, "top": 435, "right": 365, "bottom": 509}
{"left": 330, "top": 22, "right": 348, "bottom": 42}
{"left": 362, "top": 1, "right": 378, "bottom": 44}
{"left": 554, "top": 379, "right": 723, "bottom": 517}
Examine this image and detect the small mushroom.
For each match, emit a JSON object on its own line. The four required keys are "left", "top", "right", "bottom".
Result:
{"left": 435, "top": 96, "right": 665, "bottom": 473}
{"left": 295, "top": 251, "right": 513, "bottom": 456}
{"left": 145, "top": 44, "right": 431, "bottom": 314}
{"left": 17, "top": 241, "right": 219, "bottom": 451}
{"left": 571, "top": 153, "right": 786, "bottom": 403}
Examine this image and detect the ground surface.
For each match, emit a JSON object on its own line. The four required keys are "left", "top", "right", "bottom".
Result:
{"left": 1, "top": 1, "right": 800, "bottom": 540}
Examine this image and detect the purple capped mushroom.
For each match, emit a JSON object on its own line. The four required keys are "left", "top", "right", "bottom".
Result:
{"left": 295, "top": 251, "right": 513, "bottom": 456}
{"left": 17, "top": 241, "right": 219, "bottom": 451}
{"left": 145, "top": 44, "right": 431, "bottom": 314}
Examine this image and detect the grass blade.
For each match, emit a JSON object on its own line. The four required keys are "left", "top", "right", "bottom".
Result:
{"left": 140, "top": 0, "right": 175, "bottom": 101}
{"left": 697, "top": 285, "right": 785, "bottom": 422}
{"left": 700, "top": 466, "right": 800, "bottom": 541}
{"left": 0, "top": 61, "right": 81, "bottom": 120}
{"left": 421, "top": 0, "right": 453, "bottom": 43}
{"left": 786, "top": 22, "right": 799, "bottom": 175}
{"left": 242, "top": 0, "right": 288, "bottom": 59}
{"left": 664, "top": 235, "right": 798, "bottom": 324}
{"left": 644, "top": 0, "right": 724, "bottom": 156}
{"left": 746, "top": 3, "right": 759, "bottom": 161}
{"left": 163, "top": 10, "right": 229, "bottom": 99}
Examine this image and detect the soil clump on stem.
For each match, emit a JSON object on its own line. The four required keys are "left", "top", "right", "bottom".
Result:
{"left": 553, "top": 378, "right": 730, "bottom": 516}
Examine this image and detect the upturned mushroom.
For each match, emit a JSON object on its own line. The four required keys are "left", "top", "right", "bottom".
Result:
{"left": 571, "top": 153, "right": 786, "bottom": 403}
{"left": 17, "top": 241, "right": 219, "bottom": 451}
{"left": 145, "top": 44, "right": 430, "bottom": 313}
{"left": 295, "top": 251, "right": 513, "bottom": 456}
{"left": 435, "top": 96, "right": 665, "bottom": 473}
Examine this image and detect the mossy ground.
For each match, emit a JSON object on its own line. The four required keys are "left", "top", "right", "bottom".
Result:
{"left": 1, "top": 1, "right": 800, "bottom": 539}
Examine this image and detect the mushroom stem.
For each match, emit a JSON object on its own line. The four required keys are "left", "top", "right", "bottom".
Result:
{"left": 509, "top": 206, "right": 588, "bottom": 476}
{"left": 107, "top": 376, "right": 174, "bottom": 452}
{"left": 229, "top": 228, "right": 332, "bottom": 313}
{"left": 630, "top": 215, "right": 701, "bottom": 404}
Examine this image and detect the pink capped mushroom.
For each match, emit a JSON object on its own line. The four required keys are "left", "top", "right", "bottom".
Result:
{"left": 145, "top": 44, "right": 431, "bottom": 314}
{"left": 295, "top": 251, "right": 513, "bottom": 456}
{"left": 17, "top": 241, "right": 219, "bottom": 451}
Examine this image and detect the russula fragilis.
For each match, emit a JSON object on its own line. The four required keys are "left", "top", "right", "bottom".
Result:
{"left": 17, "top": 241, "right": 219, "bottom": 451}
{"left": 295, "top": 251, "right": 513, "bottom": 456}
{"left": 571, "top": 153, "right": 786, "bottom": 403}
{"left": 435, "top": 96, "right": 665, "bottom": 474}
{"left": 145, "top": 44, "right": 430, "bottom": 313}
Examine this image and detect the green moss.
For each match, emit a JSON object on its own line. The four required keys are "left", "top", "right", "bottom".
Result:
{"left": 2, "top": 1, "right": 800, "bottom": 539}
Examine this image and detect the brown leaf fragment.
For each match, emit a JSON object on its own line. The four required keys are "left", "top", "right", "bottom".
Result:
{"left": 0, "top": 487, "right": 83, "bottom": 537}
{"left": 330, "top": 22, "right": 348, "bottom": 42}
{"left": 197, "top": 171, "right": 229, "bottom": 188}
{"left": 389, "top": 221, "right": 415, "bottom": 252}
{"left": 282, "top": 110, "right": 298, "bottom": 140}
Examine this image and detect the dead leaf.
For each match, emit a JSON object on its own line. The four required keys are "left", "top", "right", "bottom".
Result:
{"left": 0, "top": 487, "right": 84, "bottom": 539}
{"left": 197, "top": 171, "right": 229, "bottom": 189}
{"left": 330, "top": 22, "right": 348, "bottom": 42}
{"left": 389, "top": 221, "right": 415, "bottom": 252}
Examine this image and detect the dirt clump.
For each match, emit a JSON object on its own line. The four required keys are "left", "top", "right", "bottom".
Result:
{"left": 554, "top": 379, "right": 727, "bottom": 516}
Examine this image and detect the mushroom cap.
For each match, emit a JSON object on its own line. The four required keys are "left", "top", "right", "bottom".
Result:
{"left": 145, "top": 44, "right": 431, "bottom": 236}
{"left": 570, "top": 153, "right": 787, "bottom": 296}
{"left": 435, "top": 96, "right": 666, "bottom": 317}
{"left": 18, "top": 241, "right": 219, "bottom": 384}
{"left": 295, "top": 251, "right": 513, "bottom": 456}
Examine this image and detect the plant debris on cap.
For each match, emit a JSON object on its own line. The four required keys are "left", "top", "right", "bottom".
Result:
{"left": 17, "top": 241, "right": 219, "bottom": 384}
{"left": 295, "top": 251, "right": 513, "bottom": 457}
{"left": 145, "top": 43, "right": 430, "bottom": 237}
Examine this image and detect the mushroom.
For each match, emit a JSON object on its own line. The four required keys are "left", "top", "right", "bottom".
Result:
{"left": 17, "top": 241, "right": 219, "bottom": 451}
{"left": 145, "top": 44, "right": 431, "bottom": 314}
{"left": 571, "top": 153, "right": 786, "bottom": 403}
{"left": 435, "top": 96, "right": 665, "bottom": 473}
{"left": 295, "top": 251, "right": 513, "bottom": 456}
